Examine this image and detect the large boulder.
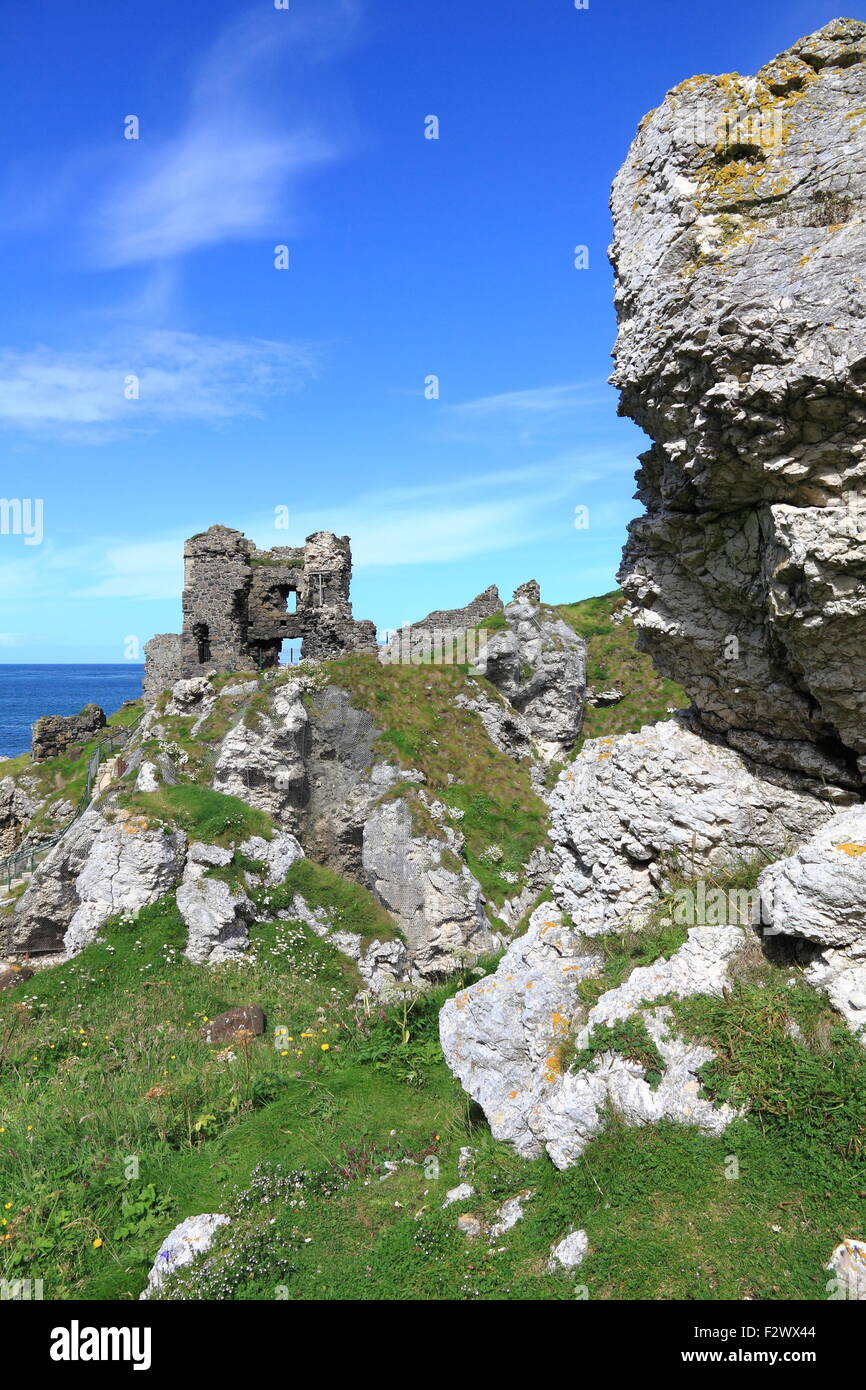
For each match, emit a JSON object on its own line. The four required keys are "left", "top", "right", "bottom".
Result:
{"left": 439, "top": 903, "right": 743, "bottom": 1169}
{"left": 611, "top": 18, "right": 866, "bottom": 787}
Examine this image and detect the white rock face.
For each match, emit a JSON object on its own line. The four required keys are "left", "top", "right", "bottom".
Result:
{"left": 759, "top": 807, "right": 866, "bottom": 1040}
{"left": 759, "top": 806, "right": 866, "bottom": 952}
{"left": 827, "top": 1239, "right": 866, "bottom": 1300}
{"left": 140, "top": 1213, "right": 230, "bottom": 1299}
{"left": 550, "top": 719, "right": 835, "bottom": 934}
{"left": 238, "top": 831, "right": 303, "bottom": 885}
{"left": 213, "top": 684, "right": 308, "bottom": 825}
{"left": 176, "top": 860, "right": 255, "bottom": 965}
{"left": 362, "top": 796, "right": 494, "bottom": 977}
{"left": 440, "top": 904, "right": 743, "bottom": 1169}
{"left": 611, "top": 18, "right": 866, "bottom": 787}
{"left": 165, "top": 676, "right": 215, "bottom": 721}
{"left": 473, "top": 592, "right": 586, "bottom": 761}
{"left": 548, "top": 1229, "right": 588, "bottom": 1272}
{"left": 134, "top": 761, "right": 160, "bottom": 793}
{"left": 63, "top": 815, "right": 187, "bottom": 957}
{"left": 439, "top": 903, "right": 599, "bottom": 1158}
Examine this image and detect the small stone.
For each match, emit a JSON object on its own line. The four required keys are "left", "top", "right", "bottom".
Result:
{"left": 548, "top": 1229, "right": 589, "bottom": 1272}
{"left": 827, "top": 1239, "right": 866, "bottom": 1300}
{"left": 0, "top": 964, "right": 34, "bottom": 991}
{"left": 200, "top": 1006, "right": 265, "bottom": 1044}
{"left": 456, "top": 1214, "right": 484, "bottom": 1240}
{"left": 442, "top": 1183, "right": 475, "bottom": 1208}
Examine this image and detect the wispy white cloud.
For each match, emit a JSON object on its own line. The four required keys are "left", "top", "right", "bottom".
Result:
{"left": 448, "top": 382, "right": 608, "bottom": 418}
{"left": 0, "top": 329, "right": 320, "bottom": 439}
{"left": 88, "top": 3, "right": 359, "bottom": 267}
{"left": 0, "top": 633, "right": 22, "bottom": 647}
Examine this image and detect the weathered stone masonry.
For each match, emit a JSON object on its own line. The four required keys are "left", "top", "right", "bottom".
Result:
{"left": 144, "top": 526, "right": 376, "bottom": 703}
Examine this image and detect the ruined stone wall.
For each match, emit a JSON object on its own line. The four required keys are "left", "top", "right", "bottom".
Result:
{"left": 406, "top": 585, "right": 503, "bottom": 634}
{"left": 143, "top": 635, "right": 182, "bottom": 704}
{"left": 31, "top": 705, "right": 106, "bottom": 763}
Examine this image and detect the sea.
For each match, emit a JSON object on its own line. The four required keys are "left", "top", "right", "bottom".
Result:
{"left": 0, "top": 665, "right": 145, "bottom": 760}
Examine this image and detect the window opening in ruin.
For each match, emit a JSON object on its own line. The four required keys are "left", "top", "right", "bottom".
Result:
{"left": 193, "top": 622, "right": 211, "bottom": 664}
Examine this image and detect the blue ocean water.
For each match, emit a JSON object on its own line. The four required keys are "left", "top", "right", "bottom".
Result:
{"left": 0, "top": 665, "right": 145, "bottom": 759}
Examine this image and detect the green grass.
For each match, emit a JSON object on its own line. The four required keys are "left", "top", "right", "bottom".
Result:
{"left": 556, "top": 590, "right": 687, "bottom": 744}
{"left": 118, "top": 784, "right": 273, "bottom": 847}
{"left": 256, "top": 858, "right": 402, "bottom": 943}
{"left": 320, "top": 655, "right": 549, "bottom": 907}
{"left": 565, "top": 1017, "right": 665, "bottom": 1087}
{"left": 2, "top": 878, "right": 864, "bottom": 1300}
{"left": 476, "top": 610, "right": 507, "bottom": 632}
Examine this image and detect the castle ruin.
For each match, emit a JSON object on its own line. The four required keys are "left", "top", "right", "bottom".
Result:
{"left": 143, "top": 526, "right": 377, "bottom": 703}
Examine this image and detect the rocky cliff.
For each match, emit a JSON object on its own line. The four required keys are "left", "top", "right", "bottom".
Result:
{"left": 613, "top": 16, "right": 866, "bottom": 788}
{"left": 440, "top": 20, "right": 866, "bottom": 1174}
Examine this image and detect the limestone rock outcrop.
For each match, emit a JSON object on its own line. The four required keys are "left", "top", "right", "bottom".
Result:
{"left": 759, "top": 805, "right": 866, "bottom": 1038}
{"left": 612, "top": 18, "right": 866, "bottom": 787}
{"left": 63, "top": 815, "right": 188, "bottom": 957}
{"left": 439, "top": 903, "right": 743, "bottom": 1169}
{"left": 473, "top": 588, "right": 587, "bottom": 761}
{"left": 0, "top": 777, "right": 37, "bottom": 857}
{"left": 362, "top": 796, "right": 495, "bottom": 978}
{"left": 550, "top": 717, "right": 838, "bottom": 934}
{"left": 4, "top": 808, "right": 184, "bottom": 956}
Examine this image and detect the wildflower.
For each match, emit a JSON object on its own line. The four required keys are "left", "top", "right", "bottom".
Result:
{"left": 92, "top": 1238, "right": 103, "bottom": 1248}
{"left": 321, "top": 1044, "right": 330, "bottom": 1052}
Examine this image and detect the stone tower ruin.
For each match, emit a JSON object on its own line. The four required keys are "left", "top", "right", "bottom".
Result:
{"left": 143, "top": 526, "right": 376, "bottom": 703}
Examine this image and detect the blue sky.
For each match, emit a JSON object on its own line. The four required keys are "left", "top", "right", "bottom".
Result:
{"left": 0, "top": 0, "right": 854, "bottom": 661}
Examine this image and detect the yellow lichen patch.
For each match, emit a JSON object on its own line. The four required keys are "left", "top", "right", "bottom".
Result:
{"left": 543, "top": 1054, "right": 561, "bottom": 1084}
{"left": 525, "top": 981, "right": 533, "bottom": 989}
{"left": 551, "top": 1012, "right": 570, "bottom": 1036}
{"left": 835, "top": 843, "right": 866, "bottom": 857}
{"left": 508, "top": 1089, "right": 519, "bottom": 1100}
